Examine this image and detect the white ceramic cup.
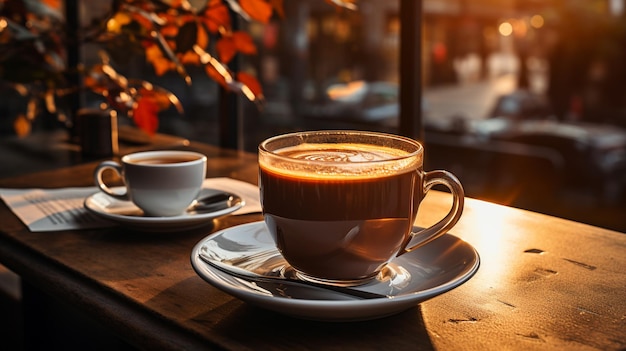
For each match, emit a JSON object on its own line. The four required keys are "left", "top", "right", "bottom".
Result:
{"left": 94, "top": 150, "right": 207, "bottom": 217}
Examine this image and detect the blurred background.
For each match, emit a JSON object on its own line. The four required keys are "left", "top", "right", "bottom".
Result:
{"left": 1, "top": 0, "right": 626, "bottom": 232}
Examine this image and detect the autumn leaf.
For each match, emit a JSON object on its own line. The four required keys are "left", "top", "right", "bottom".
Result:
{"left": 196, "top": 21, "right": 209, "bottom": 48}
{"left": 202, "top": 1, "right": 231, "bottom": 33}
{"left": 13, "top": 114, "right": 31, "bottom": 137}
{"left": 145, "top": 42, "right": 174, "bottom": 76}
{"left": 216, "top": 37, "right": 237, "bottom": 63}
{"left": 240, "top": 0, "right": 273, "bottom": 23}
{"left": 216, "top": 31, "right": 256, "bottom": 63}
{"left": 169, "top": 0, "right": 185, "bottom": 9}
{"left": 160, "top": 24, "right": 179, "bottom": 38}
{"left": 232, "top": 32, "right": 256, "bottom": 54}
{"left": 180, "top": 50, "right": 200, "bottom": 65}
{"left": 204, "top": 64, "right": 229, "bottom": 88}
{"left": 270, "top": 0, "right": 285, "bottom": 18}
{"left": 237, "top": 71, "right": 264, "bottom": 99}
{"left": 41, "top": 0, "right": 62, "bottom": 9}
{"left": 132, "top": 92, "right": 160, "bottom": 135}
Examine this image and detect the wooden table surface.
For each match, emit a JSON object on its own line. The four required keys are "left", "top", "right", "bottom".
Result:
{"left": 0, "top": 142, "right": 624, "bottom": 351}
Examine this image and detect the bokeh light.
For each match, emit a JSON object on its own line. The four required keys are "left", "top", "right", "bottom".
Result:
{"left": 530, "top": 15, "right": 545, "bottom": 29}
{"left": 499, "top": 22, "right": 513, "bottom": 36}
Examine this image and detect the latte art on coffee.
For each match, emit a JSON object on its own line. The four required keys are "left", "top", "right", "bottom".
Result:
{"left": 289, "top": 148, "right": 385, "bottom": 163}
{"left": 284, "top": 143, "right": 407, "bottom": 162}
{"left": 263, "top": 143, "right": 421, "bottom": 179}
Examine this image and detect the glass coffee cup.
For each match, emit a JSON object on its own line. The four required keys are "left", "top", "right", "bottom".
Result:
{"left": 258, "top": 130, "right": 464, "bottom": 286}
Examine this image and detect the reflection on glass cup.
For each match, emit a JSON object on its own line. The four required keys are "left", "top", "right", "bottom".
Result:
{"left": 258, "top": 130, "right": 465, "bottom": 286}
{"left": 94, "top": 150, "right": 207, "bottom": 217}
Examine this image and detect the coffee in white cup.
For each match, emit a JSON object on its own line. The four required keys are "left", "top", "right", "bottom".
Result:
{"left": 94, "top": 150, "right": 207, "bottom": 217}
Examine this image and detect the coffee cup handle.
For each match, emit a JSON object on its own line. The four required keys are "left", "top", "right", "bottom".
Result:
{"left": 94, "top": 161, "right": 130, "bottom": 201}
{"left": 399, "top": 170, "right": 465, "bottom": 255}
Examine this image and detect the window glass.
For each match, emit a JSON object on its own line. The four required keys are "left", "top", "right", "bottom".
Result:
{"left": 239, "top": 0, "right": 626, "bottom": 232}
{"left": 1, "top": 0, "right": 625, "bottom": 233}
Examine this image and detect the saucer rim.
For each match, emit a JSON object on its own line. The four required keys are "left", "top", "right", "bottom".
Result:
{"left": 190, "top": 221, "right": 480, "bottom": 321}
{"left": 83, "top": 187, "right": 244, "bottom": 228}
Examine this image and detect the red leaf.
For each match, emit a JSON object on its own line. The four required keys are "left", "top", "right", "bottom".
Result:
{"left": 133, "top": 94, "right": 160, "bottom": 135}
{"left": 160, "top": 24, "right": 179, "bottom": 38}
{"left": 233, "top": 31, "right": 257, "bottom": 55}
{"left": 216, "top": 32, "right": 256, "bottom": 63}
{"left": 237, "top": 72, "right": 264, "bottom": 98}
{"left": 204, "top": 64, "right": 229, "bottom": 88}
{"left": 240, "top": 0, "right": 273, "bottom": 23}
{"left": 202, "top": 0, "right": 231, "bottom": 33}
{"left": 216, "top": 37, "right": 237, "bottom": 63}
{"left": 270, "top": 0, "right": 284, "bottom": 18}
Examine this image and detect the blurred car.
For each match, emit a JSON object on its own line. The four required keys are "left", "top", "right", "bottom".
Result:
{"left": 488, "top": 89, "right": 555, "bottom": 120}
{"left": 470, "top": 118, "right": 626, "bottom": 204}
{"left": 300, "top": 80, "right": 428, "bottom": 128}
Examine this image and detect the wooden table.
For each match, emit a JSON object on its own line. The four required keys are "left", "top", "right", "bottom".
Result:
{"left": 0, "top": 142, "right": 624, "bottom": 350}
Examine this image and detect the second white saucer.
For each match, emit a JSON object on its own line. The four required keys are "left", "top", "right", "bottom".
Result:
{"left": 84, "top": 187, "right": 244, "bottom": 231}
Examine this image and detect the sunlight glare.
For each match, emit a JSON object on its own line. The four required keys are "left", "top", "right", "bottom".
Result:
{"left": 467, "top": 199, "right": 520, "bottom": 290}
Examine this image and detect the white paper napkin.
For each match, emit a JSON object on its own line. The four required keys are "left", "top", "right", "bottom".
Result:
{"left": 0, "top": 177, "right": 261, "bottom": 232}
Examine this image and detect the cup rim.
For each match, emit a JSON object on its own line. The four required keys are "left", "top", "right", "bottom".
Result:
{"left": 259, "top": 130, "right": 423, "bottom": 165}
{"left": 121, "top": 150, "right": 207, "bottom": 166}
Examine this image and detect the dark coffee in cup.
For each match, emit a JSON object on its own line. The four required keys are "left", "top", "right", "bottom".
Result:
{"left": 129, "top": 155, "right": 202, "bottom": 165}
{"left": 259, "top": 131, "right": 464, "bottom": 286}
{"left": 260, "top": 143, "right": 423, "bottom": 281}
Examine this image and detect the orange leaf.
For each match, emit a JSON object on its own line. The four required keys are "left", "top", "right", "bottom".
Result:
{"left": 170, "top": 0, "right": 184, "bottom": 8}
{"left": 270, "top": 0, "right": 284, "bottom": 18}
{"left": 42, "top": 0, "right": 62, "bottom": 9}
{"left": 133, "top": 94, "right": 160, "bottom": 135}
{"left": 216, "top": 32, "right": 256, "bottom": 63}
{"left": 196, "top": 21, "right": 209, "bottom": 48}
{"left": 13, "top": 114, "right": 31, "bottom": 137}
{"left": 216, "top": 37, "right": 237, "bottom": 63}
{"left": 205, "top": 64, "right": 228, "bottom": 88}
{"left": 151, "top": 57, "right": 173, "bottom": 76}
{"left": 233, "top": 32, "right": 257, "bottom": 55}
{"left": 240, "top": 0, "right": 273, "bottom": 23}
{"left": 160, "top": 24, "right": 179, "bottom": 38}
{"left": 202, "top": 1, "right": 230, "bottom": 33}
{"left": 180, "top": 50, "right": 200, "bottom": 65}
{"left": 145, "top": 45, "right": 173, "bottom": 76}
{"left": 237, "top": 72, "right": 264, "bottom": 98}
{"left": 151, "top": 90, "right": 175, "bottom": 110}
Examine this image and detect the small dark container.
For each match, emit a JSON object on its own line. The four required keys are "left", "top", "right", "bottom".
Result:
{"left": 77, "top": 108, "right": 119, "bottom": 158}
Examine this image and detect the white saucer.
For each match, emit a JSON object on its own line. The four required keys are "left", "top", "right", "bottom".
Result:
{"left": 84, "top": 187, "right": 244, "bottom": 231}
{"left": 191, "top": 221, "right": 480, "bottom": 321}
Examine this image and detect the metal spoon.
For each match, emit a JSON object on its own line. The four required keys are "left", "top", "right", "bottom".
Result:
{"left": 197, "top": 251, "right": 387, "bottom": 299}
{"left": 189, "top": 191, "right": 243, "bottom": 213}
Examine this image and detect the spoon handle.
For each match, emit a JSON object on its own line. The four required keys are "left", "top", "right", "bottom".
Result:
{"left": 198, "top": 253, "right": 386, "bottom": 300}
